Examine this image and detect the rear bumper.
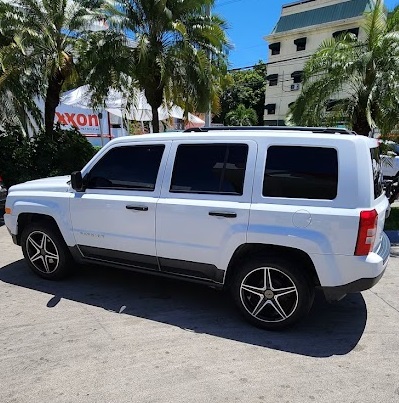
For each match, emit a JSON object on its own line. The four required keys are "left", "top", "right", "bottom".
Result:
{"left": 322, "top": 269, "right": 386, "bottom": 301}
{"left": 322, "top": 232, "right": 390, "bottom": 301}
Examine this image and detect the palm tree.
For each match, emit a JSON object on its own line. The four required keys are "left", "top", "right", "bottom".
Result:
{"left": 0, "top": 2, "right": 42, "bottom": 134}
{"left": 225, "top": 104, "right": 257, "bottom": 126}
{"left": 112, "top": 0, "right": 229, "bottom": 133}
{"left": 0, "top": 0, "right": 108, "bottom": 137}
{"left": 290, "top": 1, "right": 399, "bottom": 135}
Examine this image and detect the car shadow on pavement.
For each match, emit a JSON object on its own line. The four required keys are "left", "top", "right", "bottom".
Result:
{"left": 0, "top": 260, "right": 367, "bottom": 358}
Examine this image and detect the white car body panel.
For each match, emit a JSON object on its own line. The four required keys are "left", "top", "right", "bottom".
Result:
{"left": 4, "top": 130, "right": 389, "bottom": 295}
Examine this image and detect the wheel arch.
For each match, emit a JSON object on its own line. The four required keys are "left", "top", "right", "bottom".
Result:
{"left": 225, "top": 243, "right": 320, "bottom": 288}
{"left": 16, "top": 213, "right": 62, "bottom": 246}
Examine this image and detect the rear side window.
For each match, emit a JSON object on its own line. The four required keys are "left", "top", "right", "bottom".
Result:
{"left": 170, "top": 144, "right": 248, "bottom": 195}
{"left": 86, "top": 145, "right": 165, "bottom": 191}
{"left": 263, "top": 146, "right": 338, "bottom": 199}
{"left": 371, "top": 147, "right": 383, "bottom": 199}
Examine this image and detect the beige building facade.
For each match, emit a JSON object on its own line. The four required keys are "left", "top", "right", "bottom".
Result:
{"left": 263, "top": 0, "right": 377, "bottom": 125}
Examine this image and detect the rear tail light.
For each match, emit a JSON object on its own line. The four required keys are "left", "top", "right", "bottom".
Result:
{"left": 355, "top": 209, "right": 378, "bottom": 256}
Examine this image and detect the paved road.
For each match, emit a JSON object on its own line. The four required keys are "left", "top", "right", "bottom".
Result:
{"left": 1, "top": 219, "right": 399, "bottom": 403}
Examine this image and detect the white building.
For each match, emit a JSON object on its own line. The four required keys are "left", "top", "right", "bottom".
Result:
{"left": 263, "top": 0, "right": 377, "bottom": 126}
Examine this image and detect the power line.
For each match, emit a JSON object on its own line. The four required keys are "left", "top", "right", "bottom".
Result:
{"left": 217, "top": 0, "right": 244, "bottom": 7}
{"left": 230, "top": 40, "right": 368, "bottom": 71}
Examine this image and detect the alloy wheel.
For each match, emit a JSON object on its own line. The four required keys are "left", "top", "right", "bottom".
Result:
{"left": 25, "top": 231, "right": 60, "bottom": 274}
{"left": 240, "top": 267, "right": 298, "bottom": 323}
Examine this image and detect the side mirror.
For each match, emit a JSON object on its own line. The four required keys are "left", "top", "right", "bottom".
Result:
{"left": 71, "top": 171, "right": 85, "bottom": 192}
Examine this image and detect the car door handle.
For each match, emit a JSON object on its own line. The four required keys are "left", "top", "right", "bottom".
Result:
{"left": 126, "top": 205, "right": 149, "bottom": 211}
{"left": 209, "top": 211, "right": 237, "bottom": 218}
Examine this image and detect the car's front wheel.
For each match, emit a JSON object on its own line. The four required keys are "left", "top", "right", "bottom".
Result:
{"left": 231, "top": 256, "right": 314, "bottom": 330}
{"left": 21, "top": 222, "right": 73, "bottom": 280}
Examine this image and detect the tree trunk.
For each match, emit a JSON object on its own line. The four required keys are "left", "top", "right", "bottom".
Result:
{"left": 353, "top": 111, "right": 371, "bottom": 136}
{"left": 145, "top": 86, "right": 163, "bottom": 133}
{"left": 45, "top": 72, "right": 64, "bottom": 138}
{"left": 352, "top": 108, "right": 371, "bottom": 136}
{"left": 151, "top": 105, "right": 160, "bottom": 133}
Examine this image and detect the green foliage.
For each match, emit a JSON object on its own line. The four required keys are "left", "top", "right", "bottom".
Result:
{"left": 84, "top": 0, "right": 230, "bottom": 133}
{"left": 1, "top": 0, "right": 231, "bottom": 135}
{"left": 225, "top": 104, "right": 258, "bottom": 126}
{"left": 290, "top": 1, "right": 399, "bottom": 135}
{"left": 0, "top": 125, "right": 33, "bottom": 187}
{"left": 0, "top": 0, "right": 110, "bottom": 136}
{"left": 214, "top": 62, "right": 267, "bottom": 125}
{"left": 0, "top": 125, "right": 96, "bottom": 187}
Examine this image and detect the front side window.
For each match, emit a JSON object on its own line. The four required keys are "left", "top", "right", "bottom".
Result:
{"left": 170, "top": 144, "right": 248, "bottom": 195}
{"left": 86, "top": 145, "right": 165, "bottom": 191}
{"left": 263, "top": 146, "right": 338, "bottom": 199}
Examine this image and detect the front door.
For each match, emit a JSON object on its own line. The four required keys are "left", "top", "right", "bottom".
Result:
{"left": 70, "top": 142, "right": 170, "bottom": 270}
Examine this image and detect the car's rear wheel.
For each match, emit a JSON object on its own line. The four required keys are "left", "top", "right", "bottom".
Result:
{"left": 231, "top": 256, "right": 314, "bottom": 330}
{"left": 21, "top": 222, "right": 73, "bottom": 280}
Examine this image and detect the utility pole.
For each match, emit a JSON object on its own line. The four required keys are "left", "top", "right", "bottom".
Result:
{"left": 205, "top": 4, "right": 212, "bottom": 127}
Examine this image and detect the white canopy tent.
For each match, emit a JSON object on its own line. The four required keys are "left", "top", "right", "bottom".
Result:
{"left": 60, "top": 85, "right": 204, "bottom": 130}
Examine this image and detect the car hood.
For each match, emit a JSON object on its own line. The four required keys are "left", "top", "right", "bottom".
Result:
{"left": 9, "top": 175, "right": 71, "bottom": 193}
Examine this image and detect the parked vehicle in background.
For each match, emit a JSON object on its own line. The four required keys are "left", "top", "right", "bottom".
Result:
{"left": 0, "top": 175, "right": 7, "bottom": 215}
{"left": 380, "top": 141, "right": 399, "bottom": 203}
{"left": 3, "top": 127, "right": 391, "bottom": 330}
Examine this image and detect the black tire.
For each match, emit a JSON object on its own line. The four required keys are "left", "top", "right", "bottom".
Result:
{"left": 230, "top": 255, "right": 314, "bottom": 330}
{"left": 21, "top": 222, "right": 74, "bottom": 280}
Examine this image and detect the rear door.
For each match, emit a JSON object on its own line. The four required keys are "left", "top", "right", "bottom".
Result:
{"left": 155, "top": 140, "right": 257, "bottom": 283}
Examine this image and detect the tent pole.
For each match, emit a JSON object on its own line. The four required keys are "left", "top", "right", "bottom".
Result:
{"left": 98, "top": 112, "right": 104, "bottom": 147}
{"left": 120, "top": 110, "right": 125, "bottom": 136}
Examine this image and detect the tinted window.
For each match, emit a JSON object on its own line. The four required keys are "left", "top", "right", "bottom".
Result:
{"left": 263, "top": 146, "right": 338, "bottom": 199}
{"left": 371, "top": 147, "right": 383, "bottom": 199}
{"left": 86, "top": 145, "right": 165, "bottom": 191}
{"left": 170, "top": 144, "right": 248, "bottom": 195}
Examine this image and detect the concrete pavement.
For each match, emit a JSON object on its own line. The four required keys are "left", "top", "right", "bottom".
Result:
{"left": 1, "top": 219, "right": 399, "bottom": 403}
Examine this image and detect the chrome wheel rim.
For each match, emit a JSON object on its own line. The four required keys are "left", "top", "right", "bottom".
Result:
{"left": 240, "top": 267, "right": 298, "bottom": 323}
{"left": 26, "top": 231, "right": 60, "bottom": 274}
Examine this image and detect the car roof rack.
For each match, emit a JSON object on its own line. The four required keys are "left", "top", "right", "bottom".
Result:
{"left": 183, "top": 126, "right": 356, "bottom": 135}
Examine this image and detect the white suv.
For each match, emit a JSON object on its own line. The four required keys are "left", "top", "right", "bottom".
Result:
{"left": 3, "top": 127, "right": 391, "bottom": 329}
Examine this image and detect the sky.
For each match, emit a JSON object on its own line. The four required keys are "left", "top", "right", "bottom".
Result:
{"left": 214, "top": 0, "right": 399, "bottom": 70}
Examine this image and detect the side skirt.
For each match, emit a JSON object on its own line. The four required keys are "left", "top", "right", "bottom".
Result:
{"left": 69, "top": 245, "right": 225, "bottom": 288}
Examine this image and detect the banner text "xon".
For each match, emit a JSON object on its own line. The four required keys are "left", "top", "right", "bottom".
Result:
{"left": 56, "top": 112, "right": 99, "bottom": 127}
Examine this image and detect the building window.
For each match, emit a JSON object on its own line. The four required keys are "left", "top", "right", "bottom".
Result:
{"left": 294, "top": 37, "right": 307, "bottom": 51}
{"left": 291, "top": 70, "right": 303, "bottom": 84}
{"left": 332, "top": 28, "right": 359, "bottom": 39}
{"left": 265, "top": 104, "right": 276, "bottom": 115}
{"left": 269, "top": 42, "right": 280, "bottom": 55}
{"left": 263, "top": 146, "right": 338, "bottom": 200}
{"left": 266, "top": 74, "right": 278, "bottom": 86}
